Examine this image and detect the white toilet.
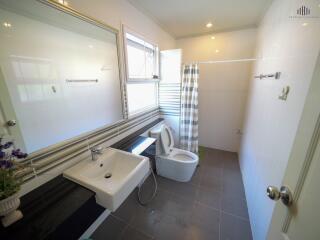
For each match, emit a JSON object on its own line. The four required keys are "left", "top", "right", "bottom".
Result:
{"left": 150, "top": 124, "right": 199, "bottom": 182}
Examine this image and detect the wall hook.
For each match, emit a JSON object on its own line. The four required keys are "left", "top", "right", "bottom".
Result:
{"left": 279, "top": 86, "right": 290, "bottom": 101}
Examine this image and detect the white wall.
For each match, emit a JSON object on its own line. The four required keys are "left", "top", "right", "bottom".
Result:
{"left": 177, "top": 29, "right": 257, "bottom": 152}
{"left": 68, "top": 0, "right": 175, "bottom": 50}
{"left": 240, "top": 0, "right": 320, "bottom": 239}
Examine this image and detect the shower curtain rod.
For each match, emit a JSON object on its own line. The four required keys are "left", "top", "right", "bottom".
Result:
{"left": 185, "top": 58, "right": 257, "bottom": 65}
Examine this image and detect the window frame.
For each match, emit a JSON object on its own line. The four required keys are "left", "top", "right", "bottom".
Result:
{"left": 122, "top": 25, "right": 160, "bottom": 117}
{"left": 122, "top": 26, "right": 160, "bottom": 83}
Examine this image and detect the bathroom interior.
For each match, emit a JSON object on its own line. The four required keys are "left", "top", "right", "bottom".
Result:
{"left": 0, "top": 0, "right": 320, "bottom": 239}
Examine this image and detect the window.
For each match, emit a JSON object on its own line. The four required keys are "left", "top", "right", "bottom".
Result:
{"left": 124, "top": 29, "right": 159, "bottom": 115}
{"left": 125, "top": 32, "right": 159, "bottom": 80}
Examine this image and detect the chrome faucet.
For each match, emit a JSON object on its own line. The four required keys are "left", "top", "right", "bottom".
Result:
{"left": 90, "top": 146, "right": 103, "bottom": 161}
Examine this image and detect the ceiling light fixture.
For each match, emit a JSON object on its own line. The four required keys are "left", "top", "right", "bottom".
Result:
{"left": 302, "top": 22, "right": 309, "bottom": 26}
{"left": 3, "top": 22, "right": 12, "bottom": 28}
{"left": 215, "top": 49, "right": 220, "bottom": 53}
{"left": 206, "top": 22, "right": 213, "bottom": 28}
{"left": 211, "top": 36, "right": 215, "bottom": 40}
{"left": 58, "top": 0, "right": 68, "bottom": 6}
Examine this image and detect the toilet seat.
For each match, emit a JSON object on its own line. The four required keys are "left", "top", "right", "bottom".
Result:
{"left": 165, "top": 148, "right": 198, "bottom": 163}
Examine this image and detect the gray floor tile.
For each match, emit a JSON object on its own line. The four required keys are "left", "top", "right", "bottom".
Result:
{"left": 148, "top": 188, "right": 194, "bottom": 220}
{"left": 91, "top": 215, "right": 127, "bottom": 240}
{"left": 221, "top": 194, "right": 249, "bottom": 219}
{"left": 196, "top": 186, "right": 221, "bottom": 210}
{"left": 199, "top": 169, "right": 222, "bottom": 191}
{"left": 189, "top": 165, "right": 202, "bottom": 186}
{"left": 129, "top": 206, "right": 162, "bottom": 236}
{"left": 153, "top": 214, "right": 188, "bottom": 240}
{"left": 220, "top": 212, "right": 252, "bottom": 240}
{"left": 156, "top": 175, "right": 197, "bottom": 199}
{"left": 223, "top": 167, "right": 243, "bottom": 184}
{"left": 222, "top": 154, "right": 240, "bottom": 170}
{"left": 120, "top": 226, "right": 154, "bottom": 240}
{"left": 222, "top": 178, "right": 246, "bottom": 200}
{"left": 113, "top": 190, "right": 139, "bottom": 223}
{"left": 189, "top": 202, "right": 220, "bottom": 233}
{"left": 184, "top": 225, "right": 220, "bottom": 240}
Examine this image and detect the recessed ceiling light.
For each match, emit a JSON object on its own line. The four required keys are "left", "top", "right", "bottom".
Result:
{"left": 211, "top": 36, "right": 215, "bottom": 40}
{"left": 3, "top": 22, "right": 12, "bottom": 28}
{"left": 302, "top": 22, "right": 309, "bottom": 26}
{"left": 215, "top": 49, "right": 220, "bottom": 53}
{"left": 206, "top": 22, "right": 213, "bottom": 28}
{"left": 58, "top": 0, "right": 68, "bottom": 6}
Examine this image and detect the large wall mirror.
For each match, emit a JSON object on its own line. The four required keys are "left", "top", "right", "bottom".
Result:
{"left": 0, "top": 0, "right": 125, "bottom": 154}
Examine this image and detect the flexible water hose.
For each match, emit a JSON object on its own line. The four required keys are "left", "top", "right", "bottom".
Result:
{"left": 137, "top": 166, "right": 158, "bottom": 206}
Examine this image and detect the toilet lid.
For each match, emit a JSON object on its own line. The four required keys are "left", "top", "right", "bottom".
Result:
{"left": 160, "top": 125, "right": 174, "bottom": 155}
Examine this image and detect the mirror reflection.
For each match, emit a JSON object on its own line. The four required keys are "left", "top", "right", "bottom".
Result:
{"left": 0, "top": 0, "right": 124, "bottom": 153}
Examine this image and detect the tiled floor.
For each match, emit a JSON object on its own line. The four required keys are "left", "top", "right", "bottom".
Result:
{"left": 91, "top": 147, "right": 252, "bottom": 240}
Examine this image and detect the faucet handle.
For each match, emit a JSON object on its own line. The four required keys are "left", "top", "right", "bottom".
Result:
{"left": 91, "top": 146, "right": 103, "bottom": 154}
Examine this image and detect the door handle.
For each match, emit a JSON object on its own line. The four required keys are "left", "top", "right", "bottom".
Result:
{"left": 267, "top": 185, "right": 293, "bottom": 206}
{"left": 6, "top": 120, "right": 16, "bottom": 127}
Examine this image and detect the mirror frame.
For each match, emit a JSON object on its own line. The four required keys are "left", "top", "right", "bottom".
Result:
{"left": 8, "top": 0, "right": 129, "bottom": 170}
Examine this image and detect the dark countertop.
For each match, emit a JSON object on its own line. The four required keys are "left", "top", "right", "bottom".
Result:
{"left": 0, "top": 118, "right": 162, "bottom": 240}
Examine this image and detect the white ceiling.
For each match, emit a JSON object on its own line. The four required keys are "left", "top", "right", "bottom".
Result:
{"left": 128, "top": 0, "right": 273, "bottom": 38}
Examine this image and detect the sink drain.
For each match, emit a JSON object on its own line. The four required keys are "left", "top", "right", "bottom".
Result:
{"left": 104, "top": 173, "right": 112, "bottom": 179}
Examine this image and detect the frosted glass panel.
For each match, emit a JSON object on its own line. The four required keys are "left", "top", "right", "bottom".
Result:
{"left": 127, "top": 83, "right": 157, "bottom": 114}
{"left": 0, "top": 0, "right": 124, "bottom": 153}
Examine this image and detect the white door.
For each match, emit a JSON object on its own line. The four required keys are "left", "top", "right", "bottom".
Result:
{"left": 267, "top": 53, "right": 320, "bottom": 239}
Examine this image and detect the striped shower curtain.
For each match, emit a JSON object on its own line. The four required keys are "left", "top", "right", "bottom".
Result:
{"left": 180, "top": 64, "right": 199, "bottom": 153}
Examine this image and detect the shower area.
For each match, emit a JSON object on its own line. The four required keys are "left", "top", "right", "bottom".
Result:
{"left": 159, "top": 28, "right": 257, "bottom": 153}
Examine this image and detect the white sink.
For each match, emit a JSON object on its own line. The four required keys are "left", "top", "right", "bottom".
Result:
{"left": 63, "top": 148, "right": 149, "bottom": 211}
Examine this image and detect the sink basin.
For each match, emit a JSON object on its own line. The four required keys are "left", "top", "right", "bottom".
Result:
{"left": 63, "top": 148, "right": 149, "bottom": 211}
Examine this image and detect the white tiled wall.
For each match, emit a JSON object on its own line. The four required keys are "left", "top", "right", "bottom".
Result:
{"left": 240, "top": 0, "right": 320, "bottom": 239}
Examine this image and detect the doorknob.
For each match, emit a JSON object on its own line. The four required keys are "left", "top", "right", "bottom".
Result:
{"left": 6, "top": 120, "right": 16, "bottom": 127}
{"left": 267, "top": 185, "right": 293, "bottom": 206}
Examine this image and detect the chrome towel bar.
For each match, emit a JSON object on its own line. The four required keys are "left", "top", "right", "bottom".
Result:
{"left": 254, "top": 72, "right": 281, "bottom": 80}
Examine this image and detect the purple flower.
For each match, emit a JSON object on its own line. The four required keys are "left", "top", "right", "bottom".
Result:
{"left": 12, "top": 149, "right": 28, "bottom": 159}
{"left": 3, "top": 141, "right": 13, "bottom": 149}
{"left": 0, "top": 160, "right": 13, "bottom": 169}
{"left": 0, "top": 151, "right": 5, "bottom": 159}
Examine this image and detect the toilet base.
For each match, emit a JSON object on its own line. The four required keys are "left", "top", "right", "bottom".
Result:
{"left": 155, "top": 156, "right": 198, "bottom": 182}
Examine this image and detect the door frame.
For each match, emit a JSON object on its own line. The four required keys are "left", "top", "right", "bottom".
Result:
{"left": 267, "top": 52, "right": 320, "bottom": 239}
{"left": 0, "top": 67, "right": 26, "bottom": 150}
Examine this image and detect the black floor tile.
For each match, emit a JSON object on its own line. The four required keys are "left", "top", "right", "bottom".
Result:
{"left": 91, "top": 215, "right": 127, "bottom": 240}
{"left": 220, "top": 212, "right": 252, "bottom": 240}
